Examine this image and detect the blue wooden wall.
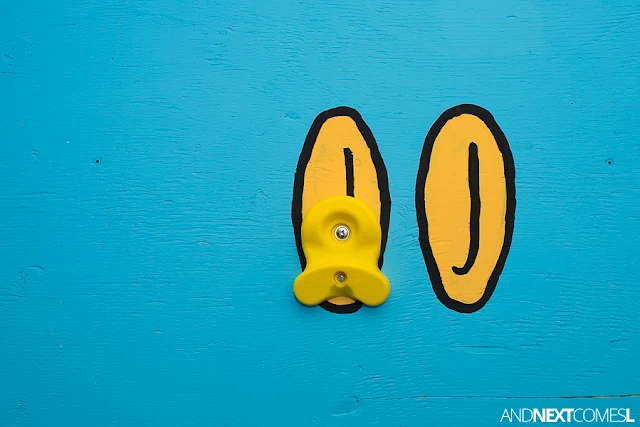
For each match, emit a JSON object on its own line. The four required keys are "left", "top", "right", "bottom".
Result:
{"left": 1, "top": 1, "right": 639, "bottom": 425}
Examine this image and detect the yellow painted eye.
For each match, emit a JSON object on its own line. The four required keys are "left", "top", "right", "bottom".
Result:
{"left": 292, "top": 107, "right": 391, "bottom": 314}
{"left": 416, "top": 105, "right": 515, "bottom": 313}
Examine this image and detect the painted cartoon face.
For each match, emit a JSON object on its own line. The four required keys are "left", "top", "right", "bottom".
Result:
{"left": 293, "top": 105, "right": 514, "bottom": 314}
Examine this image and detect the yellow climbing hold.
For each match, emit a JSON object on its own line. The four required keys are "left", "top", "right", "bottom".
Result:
{"left": 293, "top": 196, "right": 390, "bottom": 307}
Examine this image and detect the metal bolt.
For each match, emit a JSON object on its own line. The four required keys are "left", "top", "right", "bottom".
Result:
{"left": 334, "top": 225, "right": 350, "bottom": 241}
{"left": 336, "top": 272, "right": 347, "bottom": 283}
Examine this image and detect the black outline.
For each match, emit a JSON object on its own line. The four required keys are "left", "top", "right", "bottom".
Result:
{"left": 415, "top": 104, "right": 516, "bottom": 314}
{"left": 452, "top": 142, "right": 480, "bottom": 275}
{"left": 319, "top": 299, "right": 363, "bottom": 314}
{"left": 292, "top": 106, "right": 391, "bottom": 315}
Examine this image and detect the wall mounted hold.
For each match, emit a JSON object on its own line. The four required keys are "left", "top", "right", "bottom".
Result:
{"left": 292, "top": 107, "right": 391, "bottom": 314}
{"left": 415, "top": 104, "right": 516, "bottom": 313}
{"left": 293, "top": 196, "right": 390, "bottom": 307}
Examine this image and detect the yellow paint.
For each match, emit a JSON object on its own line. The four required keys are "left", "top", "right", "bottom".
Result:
{"left": 301, "top": 115, "right": 382, "bottom": 306}
{"left": 424, "top": 114, "right": 507, "bottom": 304}
{"left": 302, "top": 116, "right": 380, "bottom": 220}
{"left": 323, "top": 296, "right": 356, "bottom": 305}
{"left": 293, "top": 196, "right": 390, "bottom": 307}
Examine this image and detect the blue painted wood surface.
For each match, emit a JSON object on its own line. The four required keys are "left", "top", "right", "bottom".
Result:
{"left": 1, "top": 1, "right": 639, "bottom": 425}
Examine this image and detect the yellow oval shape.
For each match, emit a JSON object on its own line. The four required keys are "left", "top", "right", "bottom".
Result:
{"left": 416, "top": 105, "right": 515, "bottom": 313}
{"left": 292, "top": 107, "right": 391, "bottom": 314}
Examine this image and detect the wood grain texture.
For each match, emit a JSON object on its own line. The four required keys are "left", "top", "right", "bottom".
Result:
{"left": 1, "top": 0, "right": 639, "bottom": 425}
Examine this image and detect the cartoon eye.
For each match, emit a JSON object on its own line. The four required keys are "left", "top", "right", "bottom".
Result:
{"left": 416, "top": 105, "right": 516, "bottom": 313}
{"left": 292, "top": 107, "right": 391, "bottom": 314}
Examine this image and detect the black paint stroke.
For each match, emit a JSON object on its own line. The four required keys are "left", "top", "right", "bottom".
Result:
{"left": 292, "top": 106, "right": 391, "bottom": 315}
{"left": 452, "top": 142, "right": 480, "bottom": 275}
{"left": 415, "top": 104, "right": 515, "bottom": 314}
{"left": 344, "top": 148, "right": 355, "bottom": 197}
{"left": 319, "top": 300, "right": 362, "bottom": 314}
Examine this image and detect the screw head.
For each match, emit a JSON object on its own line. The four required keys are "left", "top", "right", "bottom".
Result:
{"left": 334, "top": 225, "right": 350, "bottom": 241}
{"left": 335, "top": 272, "right": 347, "bottom": 283}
